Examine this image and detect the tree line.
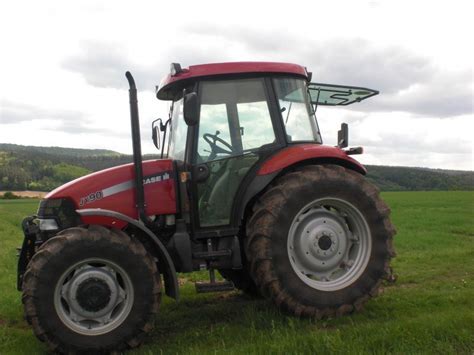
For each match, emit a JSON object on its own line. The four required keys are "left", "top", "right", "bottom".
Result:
{"left": 0, "top": 144, "right": 472, "bottom": 192}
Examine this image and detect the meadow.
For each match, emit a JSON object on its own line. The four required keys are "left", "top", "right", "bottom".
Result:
{"left": 0, "top": 191, "right": 473, "bottom": 354}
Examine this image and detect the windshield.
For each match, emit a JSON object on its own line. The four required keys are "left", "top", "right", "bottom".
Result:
{"left": 167, "top": 98, "right": 187, "bottom": 161}
{"left": 273, "top": 78, "right": 322, "bottom": 143}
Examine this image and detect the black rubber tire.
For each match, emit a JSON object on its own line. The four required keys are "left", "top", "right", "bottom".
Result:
{"left": 245, "top": 164, "right": 396, "bottom": 318}
{"left": 22, "top": 225, "right": 161, "bottom": 353}
{"left": 218, "top": 267, "right": 260, "bottom": 297}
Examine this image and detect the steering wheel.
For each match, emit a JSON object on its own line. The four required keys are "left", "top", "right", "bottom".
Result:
{"left": 203, "top": 131, "right": 234, "bottom": 160}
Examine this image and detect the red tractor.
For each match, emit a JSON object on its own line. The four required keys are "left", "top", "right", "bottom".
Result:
{"left": 18, "top": 62, "right": 395, "bottom": 353}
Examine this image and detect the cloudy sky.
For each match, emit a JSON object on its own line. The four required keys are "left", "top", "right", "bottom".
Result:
{"left": 0, "top": 0, "right": 472, "bottom": 170}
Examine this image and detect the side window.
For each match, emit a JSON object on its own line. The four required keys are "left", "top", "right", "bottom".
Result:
{"left": 274, "top": 78, "right": 321, "bottom": 143}
{"left": 237, "top": 101, "right": 275, "bottom": 150}
{"left": 197, "top": 79, "right": 276, "bottom": 162}
{"left": 197, "top": 104, "right": 231, "bottom": 158}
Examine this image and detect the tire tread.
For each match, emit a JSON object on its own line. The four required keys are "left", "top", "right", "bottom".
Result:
{"left": 245, "top": 164, "right": 396, "bottom": 318}
{"left": 22, "top": 225, "right": 161, "bottom": 353}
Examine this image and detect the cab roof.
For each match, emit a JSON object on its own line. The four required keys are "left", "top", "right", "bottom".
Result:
{"left": 156, "top": 62, "right": 309, "bottom": 100}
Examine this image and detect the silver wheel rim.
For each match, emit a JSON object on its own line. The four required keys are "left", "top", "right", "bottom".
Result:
{"left": 287, "top": 198, "right": 372, "bottom": 291}
{"left": 54, "top": 258, "right": 134, "bottom": 335}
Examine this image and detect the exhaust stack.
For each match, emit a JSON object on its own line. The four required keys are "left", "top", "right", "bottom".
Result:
{"left": 125, "top": 71, "right": 148, "bottom": 223}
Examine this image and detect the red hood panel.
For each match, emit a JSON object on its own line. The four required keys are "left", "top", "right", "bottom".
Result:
{"left": 46, "top": 159, "right": 176, "bottom": 219}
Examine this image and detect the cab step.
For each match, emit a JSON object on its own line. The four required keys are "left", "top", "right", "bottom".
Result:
{"left": 195, "top": 280, "right": 234, "bottom": 293}
{"left": 195, "top": 268, "right": 235, "bottom": 293}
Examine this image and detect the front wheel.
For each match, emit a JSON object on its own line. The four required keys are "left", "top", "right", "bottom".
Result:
{"left": 245, "top": 165, "right": 396, "bottom": 317}
{"left": 22, "top": 225, "right": 161, "bottom": 353}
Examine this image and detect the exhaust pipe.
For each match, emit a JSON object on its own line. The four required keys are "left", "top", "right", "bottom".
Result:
{"left": 125, "top": 71, "right": 149, "bottom": 223}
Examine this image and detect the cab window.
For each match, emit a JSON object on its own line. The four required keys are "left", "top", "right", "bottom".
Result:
{"left": 197, "top": 79, "right": 275, "bottom": 163}
{"left": 273, "top": 78, "right": 322, "bottom": 143}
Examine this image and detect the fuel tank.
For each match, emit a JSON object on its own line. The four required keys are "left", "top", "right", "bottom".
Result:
{"left": 46, "top": 159, "right": 177, "bottom": 225}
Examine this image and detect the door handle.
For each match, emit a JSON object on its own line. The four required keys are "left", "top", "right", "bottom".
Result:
{"left": 193, "top": 164, "right": 210, "bottom": 183}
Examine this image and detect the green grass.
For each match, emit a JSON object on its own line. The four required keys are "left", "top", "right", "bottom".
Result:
{"left": 0, "top": 192, "right": 473, "bottom": 354}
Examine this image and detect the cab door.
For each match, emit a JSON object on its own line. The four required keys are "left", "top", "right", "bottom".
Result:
{"left": 190, "top": 78, "right": 281, "bottom": 229}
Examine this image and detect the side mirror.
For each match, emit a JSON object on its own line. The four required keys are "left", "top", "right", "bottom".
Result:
{"left": 183, "top": 92, "right": 199, "bottom": 126}
{"left": 337, "top": 123, "right": 349, "bottom": 148}
{"left": 152, "top": 119, "right": 161, "bottom": 149}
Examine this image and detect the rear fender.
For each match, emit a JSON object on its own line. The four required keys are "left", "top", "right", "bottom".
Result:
{"left": 76, "top": 208, "right": 179, "bottom": 301}
{"left": 233, "top": 145, "right": 366, "bottom": 224}
{"left": 257, "top": 144, "right": 366, "bottom": 176}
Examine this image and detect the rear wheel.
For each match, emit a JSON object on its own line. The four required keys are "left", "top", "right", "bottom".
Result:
{"left": 22, "top": 225, "right": 161, "bottom": 353}
{"left": 245, "top": 164, "right": 395, "bottom": 317}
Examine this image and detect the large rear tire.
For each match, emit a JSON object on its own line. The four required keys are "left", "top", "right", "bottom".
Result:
{"left": 245, "top": 165, "right": 396, "bottom": 317}
{"left": 22, "top": 225, "right": 161, "bottom": 353}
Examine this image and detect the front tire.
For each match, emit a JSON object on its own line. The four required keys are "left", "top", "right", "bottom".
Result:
{"left": 22, "top": 225, "right": 161, "bottom": 353}
{"left": 245, "top": 165, "right": 396, "bottom": 317}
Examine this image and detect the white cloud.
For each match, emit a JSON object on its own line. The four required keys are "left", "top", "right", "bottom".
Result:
{"left": 0, "top": 0, "right": 472, "bottom": 170}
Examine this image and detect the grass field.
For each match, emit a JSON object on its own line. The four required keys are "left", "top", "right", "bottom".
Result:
{"left": 0, "top": 192, "right": 473, "bottom": 354}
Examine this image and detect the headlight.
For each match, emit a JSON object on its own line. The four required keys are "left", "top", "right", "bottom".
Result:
{"left": 37, "top": 198, "right": 80, "bottom": 230}
{"left": 38, "top": 218, "right": 59, "bottom": 231}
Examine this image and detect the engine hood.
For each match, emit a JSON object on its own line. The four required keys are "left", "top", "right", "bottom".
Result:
{"left": 46, "top": 159, "right": 177, "bottom": 220}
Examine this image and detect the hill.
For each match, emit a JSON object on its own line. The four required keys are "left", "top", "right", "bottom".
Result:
{"left": 0, "top": 144, "right": 472, "bottom": 192}
{"left": 366, "top": 165, "right": 473, "bottom": 191}
{"left": 0, "top": 143, "right": 120, "bottom": 158}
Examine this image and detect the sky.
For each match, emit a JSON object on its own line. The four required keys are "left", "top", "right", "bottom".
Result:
{"left": 0, "top": 0, "right": 473, "bottom": 170}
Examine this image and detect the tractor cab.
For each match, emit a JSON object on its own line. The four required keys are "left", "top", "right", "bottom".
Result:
{"left": 154, "top": 62, "right": 376, "bottom": 230}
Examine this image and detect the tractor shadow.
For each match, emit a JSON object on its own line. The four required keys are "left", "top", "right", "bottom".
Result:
{"left": 145, "top": 290, "right": 278, "bottom": 345}
{"left": 139, "top": 281, "right": 402, "bottom": 353}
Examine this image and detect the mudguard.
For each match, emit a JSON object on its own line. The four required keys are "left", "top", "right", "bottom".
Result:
{"left": 76, "top": 208, "right": 180, "bottom": 300}
{"left": 257, "top": 144, "right": 367, "bottom": 176}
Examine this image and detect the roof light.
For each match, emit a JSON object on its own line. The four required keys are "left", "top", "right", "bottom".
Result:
{"left": 170, "top": 63, "right": 183, "bottom": 76}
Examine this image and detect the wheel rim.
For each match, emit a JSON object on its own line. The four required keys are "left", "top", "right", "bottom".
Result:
{"left": 287, "top": 198, "right": 372, "bottom": 291}
{"left": 54, "top": 258, "right": 134, "bottom": 335}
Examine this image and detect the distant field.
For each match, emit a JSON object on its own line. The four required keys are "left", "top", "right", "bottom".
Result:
{"left": 0, "top": 191, "right": 47, "bottom": 198}
{"left": 0, "top": 192, "right": 473, "bottom": 354}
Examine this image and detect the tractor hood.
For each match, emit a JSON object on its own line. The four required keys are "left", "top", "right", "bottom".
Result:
{"left": 45, "top": 159, "right": 177, "bottom": 221}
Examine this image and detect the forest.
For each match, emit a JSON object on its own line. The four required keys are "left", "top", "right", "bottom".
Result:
{"left": 1, "top": 143, "right": 473, "bottom": 192}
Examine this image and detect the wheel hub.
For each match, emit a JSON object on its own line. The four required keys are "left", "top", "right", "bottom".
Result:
{"left": 287, "top": 198, "right": 372, "bottom": 291}
{"left": 54, "top": 258, "right": 134, "bottom": 336}
{"left": 76, "top": 278, "right": 112, "bottom": 313}
{"left": 292, "top": 210, "right": 347, "bottom": 272}
{"left": 66, "top": 267, "right": 119, "bottom": 318}
{"left": 317, "top": 235, "right": 332, "bottom": 250}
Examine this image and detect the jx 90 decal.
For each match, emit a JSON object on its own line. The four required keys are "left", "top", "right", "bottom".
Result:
{"left": 79, "top": 191, "right": 103, "bottom": 206}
